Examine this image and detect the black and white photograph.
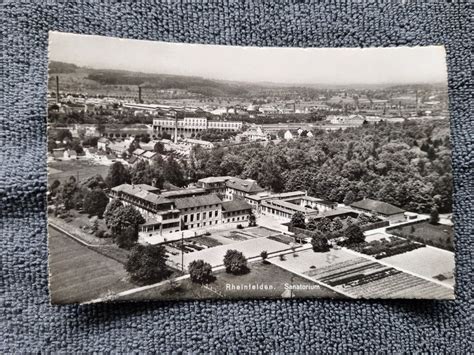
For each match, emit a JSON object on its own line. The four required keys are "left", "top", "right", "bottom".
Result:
{"left": 47, "top": 32, "right": 455, "bottom": 304}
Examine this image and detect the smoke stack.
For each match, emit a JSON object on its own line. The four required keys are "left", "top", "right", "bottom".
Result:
{"left": 172, "top": 111, "right": 178, "bottom": 144}
{"left": 138, "top": 86, "right": 142, "bottom": 103}
{"left": 56, "top": 76, "right": 59, "bottom": 104}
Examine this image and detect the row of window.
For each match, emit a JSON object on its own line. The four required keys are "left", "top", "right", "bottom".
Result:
{"left": 188, "top": 220, "right": 219, "bottom": 229}
{"left": 183, "top": 210, "right": 219, "bottom": 223}
{"left": 182, "top": 205, "right": 220, "bottom": 213}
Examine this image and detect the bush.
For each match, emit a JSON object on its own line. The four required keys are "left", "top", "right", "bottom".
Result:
{"left": 311, "top": 234, "right": 330, "bottom": 252}
{"left": 260, "top": 250, "right": 268, "bottom": 263}
{"left": 95, "top": 229, "right": 106, "bottom": 238}
{"left": 188, "top": 259, "right": 214, "bottom": 284}
{"left": 344, "top": 224, "right": 365, "bottom": 244}
{"left": 236, "top": 224, "right": 244, "bottom": 229}
{"left": 223, "top": 249, "right": 248, "bottom": 275}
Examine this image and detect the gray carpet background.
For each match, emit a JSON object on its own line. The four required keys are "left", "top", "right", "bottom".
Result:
{"left": 1, "top": 1, "right": 472, "bottom": 353}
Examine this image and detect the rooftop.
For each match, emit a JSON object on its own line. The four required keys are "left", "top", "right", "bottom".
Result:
{"left": 226, "top": 177, "right": 265, "bottom": 193}
{"left": 111, "top": 184, "right": 172, "bottom": 206}
{"left": 198, "top": 176, "right": 232, "bottom": 184}
{"left": 222, "top": 199, "right": 252, "bottom": 213}
{"left": 174, "top": 194, "right": 222, "bottom": 209}
{"left": 133, "top": 148, "right": 146, "bottom": 156}
{"left": 161, "top": 188, "right": 208, "bottom": 199}
{"left": 350, "top": 198, "right": 405, "bottom": 216}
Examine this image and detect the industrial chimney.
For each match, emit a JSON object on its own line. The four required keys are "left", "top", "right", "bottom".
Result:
{"left": 56, "top": 75, "right": 59, "bottom": 104}
{"left": 138, "top": 86, "right": 143, "bottom": 103}
{"left": 174, "top": 111, "right": 178, "bottom": 144}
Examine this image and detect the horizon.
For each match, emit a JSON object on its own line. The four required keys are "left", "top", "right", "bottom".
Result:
{"left": 49, "top": 31, "right": 449, "bottom": 86}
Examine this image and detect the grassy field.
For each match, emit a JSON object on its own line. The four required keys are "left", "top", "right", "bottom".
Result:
{"left": 390, "top": 222, "right": 454, "bottom": 251}
{"left": 48, "top": 159, "right": 110, "bottom": 184}
{"left": 120, "top": 261, "right": 343, "bottom": 302}
{"left": 48, "top": 226, "right": 136, "bottom": 304}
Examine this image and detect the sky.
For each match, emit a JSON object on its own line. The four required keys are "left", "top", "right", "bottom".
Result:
{"left": 49, "top": 31, "right": 448, "bottom": 86}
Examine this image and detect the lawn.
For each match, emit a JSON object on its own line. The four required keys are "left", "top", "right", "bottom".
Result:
{"left": 48, "top": 226, "right": 136, "bottom": 304}
{"left": 48, "top": 159, "right": 110, "bottom": 184}
{"left": 120, "top": 261, "right": 343, "bottom": 301}
{"left": 390, "top": 222, "right": 454, "bottom": 251}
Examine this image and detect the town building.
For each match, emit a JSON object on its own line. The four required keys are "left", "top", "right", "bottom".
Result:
{"left": 174, "top": 194, "right": 222, "bottom": 230}
{"left": 109, "top": 184, "right": 181, "bottom": 234}
{"left": 225, "top": 177, "right": 265, "bottom": 200}
{"left": 97, "top": 137, "right": 110, "bottom": 151}
{"left": 197, "top": 176, "right": 232, "bottom": 195}
{"left": 153, "top": 116, "right": 243, "bottom": 138}
{"left": 350, "top": 198, "right": 406, "bottom": 224}
{"left": 284, "top": 195, "right": 338, "bottom": 213}
{"left": 221, "top": 198, "right": 253, "bottom": 223}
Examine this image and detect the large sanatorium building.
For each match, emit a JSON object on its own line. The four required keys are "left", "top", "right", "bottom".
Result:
{"left": 109, "top": 175, "right": 405, "bottom": 236}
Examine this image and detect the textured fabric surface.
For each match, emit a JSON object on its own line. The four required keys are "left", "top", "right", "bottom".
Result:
{"left": 1, "top": 1, "right": 472, "bottom": 353}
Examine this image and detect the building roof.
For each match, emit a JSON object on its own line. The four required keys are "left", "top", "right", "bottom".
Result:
{"left": 226, "top": 177, "right": 264, "bottom": 193}
{"left": 134, "top": 184, "right": 160, "bottom": 192}
{"left": 174, "top": 194, "right": 222, "bottom": 209}
{"left": 111, "top": 184, "right": 172, "bottom": 205}
{"left": 198, "top": 176, "right": 232, "bottom": 184}
{"left": 161, "top": 188, "right": 208, "bottom": 199}
{"left": 350, "top": 198, "right": 405, "bottom": 216}
{"left": 222, "top": 199, "right": 252, "bottom": 213}
{"left": 142, "top": 151, "right": 157, "bottom": 159}
{"left": 133, "top": 148, "right": 146, "bottom": 156}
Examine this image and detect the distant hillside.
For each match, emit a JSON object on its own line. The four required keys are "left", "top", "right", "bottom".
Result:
{"left": 84, "top": 69, "right": 251, "bottom": 97}
{"left": 49, "top": 61, "right": 79, "bottom": 74}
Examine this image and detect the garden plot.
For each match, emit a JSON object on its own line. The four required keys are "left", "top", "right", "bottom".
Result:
{"left": 270, "top": 248, "right": 454, "bottom": 299}
{"left": 382, "top": 246, "right": 455, "bottom": 286}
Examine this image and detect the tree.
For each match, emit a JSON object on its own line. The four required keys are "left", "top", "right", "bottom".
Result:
{"left": 188, "top": 259, "right": 214, "bottom": 284}
{"left": 316, "top": 217, "right": 332, "bottom": 233}
{"left": 104, "top": 199, "right": 123, "bottom": 227}
{"left": 125, "top": 244, "right": 169, "bottom": 283}
{"left": 223, "top": 249, "right": 248, "bottom": 275}
{"left": 306, "top": 218, "right": 318, "bottom": 231}
{"left": 116, "top": 224, "right": 139, "bottom": 249}
{"left": 344, "top": 224, "right": 365, "bottom": 244}
{"left": 311, "top": 232, "right": 330, "bottom": 252}
{"left": 343, "top": 191, "right": 356, "bottom": 206}
{"left": 248, "top": 211, "right": 257, "bottom": 227}
{"left": 330, "top": 218, "right": 344, "bottom": 232}
{"left": 83, "top": 189, "right": 109, "bottom": 217}
{"left": 163, "top": 156, "right": 185, "bottom": 187}
{"left": 153, "top": 141, "right": 165, "bottom": 154}
{"left": 61, "top": 176, "right": 79, "bottom": 210}
{"left": 260, "top": 250, "right": 268, "bottom": 264}
{"left": 429, "top": 206, "right": 440, "bottom": 225}
{"left": 289, "top": 211, "right": 306, "bottom": 229}
{"left": 105, "top": 162, "right": 131, "bottom": 188}
{"left": 108, "top": 205, "right": 145, "bottom": 235}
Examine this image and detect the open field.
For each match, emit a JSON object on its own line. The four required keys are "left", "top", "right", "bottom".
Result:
{"left": 120, "top": 261, "right": 343, "bottom": 301}
{"left": 389, "top": 222, "right": 454, "bottom": 251}
{"left": 48, "top": 226, "right": 136, "bottom": 304}
{"left": 48, "top": 159, "right": 110, "bottom": 184}
{"left": 270, "top": 248, "right": 454, "bottom": 299}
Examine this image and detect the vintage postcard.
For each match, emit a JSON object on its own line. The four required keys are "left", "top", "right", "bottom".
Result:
{"left": 47, "top": 31, "right": 455, "bottom": 303}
